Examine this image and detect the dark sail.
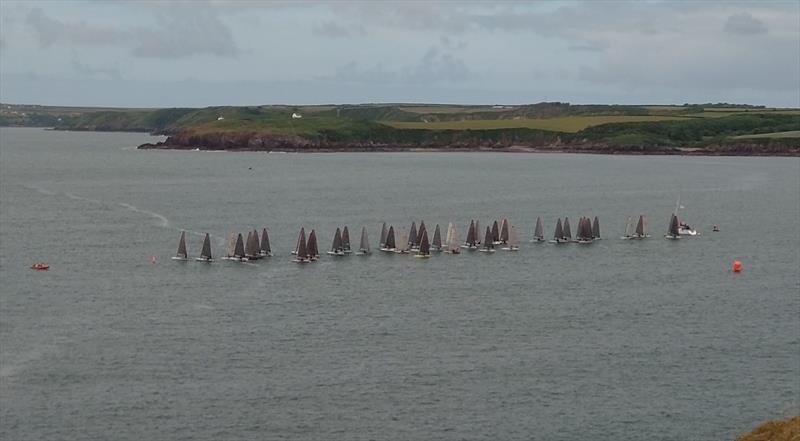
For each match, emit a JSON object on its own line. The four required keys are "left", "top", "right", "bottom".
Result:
{"left": 500, "top": 218, "right": 509, "bottom": 243}
{"left": 635, "top": 215, "right": 645, "bottom": 237}
{"left": 475, "top": 220, "right": 481, "bottom": 244}
{"left": 331, "top": 227, "right": 343, "bottom": 252}
{"left": 669, "top": 213, "right": 680, "bottom": 236}
{"left": 465, "top": 220, "right": 476, "bottom": 245}
{"left": 417, "top": 221, "right": 426, "bottom": 245}
{"left": 385, "top": 226, "right": 396, "bottom": 249}
{"left": 563, "top": 217, "right": 572, "bottom": 240}
{"left": 482, "top": 226, "right": 494, "bottom": 250}
{"left": 554, "top": 218, "right": 563, "bottom": 239}
{"left": 534, "top": 217, "right": 544, "bottom": 239}
{"left": 296, "top": 228, "right": 308, "bottom": 259}
{"left": 409, "top": 222, "right": 418, "bottom": 247}
{"left": 379, "top": 222, "right": 388, "bottom": 247}
{"left": 234, "top": 233, "right": 246, "bottom": 258}
{"left": 342, "top": 226, "right": 351, "bottom": 252}
{"left": 491, "top": 220, "right": 500, "bottom": 243}
{"left": 176, "top": 231, "right": 187, "bottom": 258}
{"left": 592, "top": 216, "right": 600, "bottom": 239}
{"left": 308, "top": 229, "right": 319, "bottom": 257}
{"left": 200, "top": 233, "right": 212, "bottom": 259}
{"left": 431, "top": 224, "right": 442, "bottom": 249}
{"left": 418, "top": 229, "right": 430, "bottom": 255}
{"left": 244, "top": 231, "right": 255, "bottom": 257}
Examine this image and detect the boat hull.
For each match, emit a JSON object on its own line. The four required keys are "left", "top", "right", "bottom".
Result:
{"left": 195, "top": 257, "right": 213, "bottom": 262}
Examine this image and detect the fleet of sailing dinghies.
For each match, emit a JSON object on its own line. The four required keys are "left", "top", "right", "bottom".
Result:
{"left": 169, "top": 211, "right": 705, "bottom": 263}
{"left": 172, "top": 231, "right": 189, "bottom": 260}
{"left": 532, "top": 217, "right": 545, "bottom": 242}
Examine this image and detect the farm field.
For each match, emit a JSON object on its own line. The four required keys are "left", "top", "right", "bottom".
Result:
{"left": 733, "top": 130, "right": 800, "bottom": 139}
{"left": 382, "top": 115, "right": 690, "bottom": 133}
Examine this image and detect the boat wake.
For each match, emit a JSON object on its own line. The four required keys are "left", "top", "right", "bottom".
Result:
{"left": 117, "top": 203, "right": 169, "bottom": 228}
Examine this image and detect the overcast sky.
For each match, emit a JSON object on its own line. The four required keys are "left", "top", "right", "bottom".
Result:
{"left": 0, "top": 0, "right": 798, "bottom": 107}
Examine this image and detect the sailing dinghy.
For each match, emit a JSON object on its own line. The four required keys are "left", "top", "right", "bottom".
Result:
{"left": 328, "top": 227, "right": 346, "bottom": 256}
{"left": 430, "top": 224, "right": 443, "bottom": 251}
{"left": 307, "top": 229, "right": 320, "bottom": 260}
{"left": 259, "top": 228, "right": 272, "bottom": 256}
{"left": 394, "top": 228, "right": 410, "bottom": 254}
{"left": 550, "top": 218, "right": 568, "bottom": 244}
{"left": 172, "top": 231, "right": 189, "bottom": 260}
{"left": 577, "top": 217, "right": 594, "bottom": 244}
{"left": 293, "top": 228, "right": 311, "bottom": 262}
{"left": 479, "top": 226, "right": 495, "bottom": 253}
{"left": 381, "top": 226, "right": 396, "bottom": 252}
{"left": 408, "top": 222, "right": 418, "bottom": 250}
{"left": 665, "top": 214, "right": 681, "bottom": 240}
{"left": 592, "top": 216, "right": 601, "bottom": 240}
{"left": 195, "top": 233, "right": 213, "bottom": 262}
{"left": 356, "top": 226, "right": 371, "bottom": 255}
{"left": 342, "top": 226, "right": 352, "bottom": 254}
{"left": 462, "top": 220, "right": 478, "bottom": 249}
{"left": 633, "top": 215, "right": 650, "bottom": 239}
{"left": 379, "top": 222, "right": 388, "bottom": 249}
{"left": 232, "top": 233, "right": 248, "bottom": 261}
{"left": 491, "top": 220, "right": 500, "bottom": 244}
{"left": 499, "top": 218, "right": 510, "bottom": 245}
{"left": 415, "top": 229, "right": 431, "bottom": 258}
{"left": 622, "top": 216, "right": 634, "bottom": 239}
{"left": 563, "top": 217, "right": 573, "bottom": 242}
{"left": 532, "top": 217, "right": 545, "bottom": 242}
{"left": 445, "top": 222, "right": 460, "bottom": 254}
{"left": 501, "top": 225, "right": 519, "bottom": 251}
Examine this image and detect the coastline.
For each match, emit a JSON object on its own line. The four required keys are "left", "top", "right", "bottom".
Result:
{"left": 137, "top": 136, "right": 800, "bottom": 157}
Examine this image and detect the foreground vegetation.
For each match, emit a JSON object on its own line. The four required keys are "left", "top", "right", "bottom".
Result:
{"left": 2, "top": 102, "right": 798, "bottom": 154}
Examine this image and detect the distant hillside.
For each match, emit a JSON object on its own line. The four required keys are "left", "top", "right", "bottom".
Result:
{"left": 3, "top": 102, "right": 799, "bottom": 155}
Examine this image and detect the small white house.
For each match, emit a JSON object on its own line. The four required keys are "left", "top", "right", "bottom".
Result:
{"left": 217, "top": 116, "right": 225, "bottom": 121}
{"left": 291, "top": 113, "right": 302, "bottom": 119}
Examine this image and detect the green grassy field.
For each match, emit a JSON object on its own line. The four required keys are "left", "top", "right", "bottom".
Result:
{"left": 733, "top": 130, "right": 800, "bottom": 139}
{"left": 382, "top": 115, "right": 690, "bottom": 133}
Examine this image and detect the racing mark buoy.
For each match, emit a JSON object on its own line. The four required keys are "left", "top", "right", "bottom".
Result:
{"left": 732, "top": 260, "right": 742, "bottom": 272}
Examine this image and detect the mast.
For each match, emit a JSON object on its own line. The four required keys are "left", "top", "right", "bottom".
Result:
{"left": 359, "top": 226, "right": 370, "bottom": 253}
{"left": 500, "top": 218, "right": 509, "bottom": 243}
{"left": 200, "top": 233, "right": 212, "bottom": 259}
{"left": 379, "top": 222, "right": 388, "bottom": 248}
{"left": 431, "top": 224, "right": 442, "bottom": 250}
{"left": 534, "top": 217, "right": 544, "bottom": 240}
{"left": 176, "top": 231, "right": 187, "bottom": 258}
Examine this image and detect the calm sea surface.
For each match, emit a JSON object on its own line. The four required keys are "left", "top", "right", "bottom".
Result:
{"left": 1, "top": 127, "right": 798, "bottom": 440}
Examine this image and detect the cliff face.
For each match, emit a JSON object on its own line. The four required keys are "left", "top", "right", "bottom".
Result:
{"left": 137, "top": 130, "right": 800, "bottom": 156}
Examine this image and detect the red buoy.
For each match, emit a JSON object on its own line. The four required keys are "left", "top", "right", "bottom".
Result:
{"left": 732, "top": 260, "right": 742, "bottom": 272}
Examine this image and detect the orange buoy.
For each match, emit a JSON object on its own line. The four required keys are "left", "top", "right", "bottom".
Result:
{"left": 732, "top": 260, "right": 742, "bottom": 272}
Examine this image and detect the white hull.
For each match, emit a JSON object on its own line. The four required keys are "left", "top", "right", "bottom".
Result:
{"left": 665, "top": 235, "right": 681, "bottom": 240}
{"left": 292, "top": 258, "right": 310, "bottom": 263}
{"left": 327, "top": 251, "right": 346, "bottom": 256}
{"left": 355, "top": 251, "right": 370, "bottom": 255}
{"left": 259, "top": 252, "right": 272, "bottom": 257}
{"left": 478, "top": 249, "right": 495, "bottom": 253}
{"left": 501, "top": 247, "right": 519, "bottom": 251}
{"left": 679, "top": 229, "right": 699, "bottom": 236}
{"left": 460, "top": 245, "right": 478, "bottom": 250}
{"left": 195, "top": 257, "right": 213, "bottom": 262}
{"left": 415, "top": 254, "right": 430, "bottom": 258}
{"left": 171, "top": 256, "right": 188, "bottom": 261}
{"left": 379, "top": 247, "right": 395, "bottom": 252}
{"left": 549, "top": 239, "right": 569, "bottom": 244}
{"left": 531, "top": 238, "right": 545, "bottom": 243}
{"left": 222, "top": 256, "right": 249, "bottom": 262}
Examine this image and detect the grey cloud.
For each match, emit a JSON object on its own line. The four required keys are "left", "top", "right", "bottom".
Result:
{"left": 724, "top": 12, "right": 768, "bottom": 35}
{"left": 71, "top": 59, "right": 122, "bottom": 81}
{"left": 25, "top": 7, "right": 238, "bottom": 58}
{"left": 312, "top": 21, "right": 365, "bottom": 38}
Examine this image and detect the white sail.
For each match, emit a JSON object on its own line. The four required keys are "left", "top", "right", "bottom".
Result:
{"left": 395, "top": 228, "right": 410, "bottom": 253}
{"left": 446, "top": 223, "right": 460, "bottom": 253}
